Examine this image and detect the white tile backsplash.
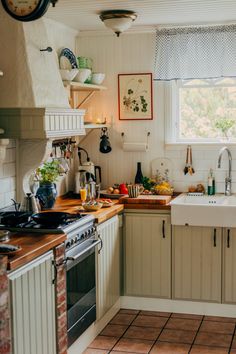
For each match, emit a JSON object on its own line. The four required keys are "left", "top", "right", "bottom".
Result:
{"left": 0, "top": 139, "right": 16, "bottom": 207}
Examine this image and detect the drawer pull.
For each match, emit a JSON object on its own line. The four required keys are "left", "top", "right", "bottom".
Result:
{"left": 213, "top": 229, "right": 217, "bottom": 247}
{"left": 227, "top": 229, "right": 230, "bottom": 248}
{"left": 162, "top": 220, "right": 166, "bottom": 239}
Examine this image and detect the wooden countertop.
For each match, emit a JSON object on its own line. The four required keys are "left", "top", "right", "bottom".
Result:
{"left": 54, "top": 196, "right": 124, "bottom": 224}
{"left": 4, "top": 232, "right": 66, "bottom": 271}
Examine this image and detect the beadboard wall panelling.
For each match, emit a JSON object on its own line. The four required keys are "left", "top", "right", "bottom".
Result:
{"left": 76, "top": 33, "right": 236, "bottom": 193}
{"left": 76, "top": 33, "right": 165, "bottom": 188}
{"left": 0, "top": 139, "right": 16, "bottom": 208}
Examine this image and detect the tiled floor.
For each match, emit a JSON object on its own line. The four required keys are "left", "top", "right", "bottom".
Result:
{"left": 83, "top": 309, "right": 236, "bottom": 353}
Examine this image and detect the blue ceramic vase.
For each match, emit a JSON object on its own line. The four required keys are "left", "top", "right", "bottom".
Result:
{"left": 36, "top": 183, "right": 57, "bottom": 210}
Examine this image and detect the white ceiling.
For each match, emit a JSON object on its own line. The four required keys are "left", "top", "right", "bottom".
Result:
{"left": 46, "top": 0, "right": 236, "bottom": 33}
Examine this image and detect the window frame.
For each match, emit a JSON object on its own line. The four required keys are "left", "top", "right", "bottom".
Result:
{"left": 165, "top": 78, "right": 236, "bottom": 145}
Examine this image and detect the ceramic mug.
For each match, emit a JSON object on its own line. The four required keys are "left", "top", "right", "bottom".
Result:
{"left": 128, "top": 184, "right": 144, "bottom": 198}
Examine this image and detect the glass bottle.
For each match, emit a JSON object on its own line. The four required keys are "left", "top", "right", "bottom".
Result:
{"left": 135, "top": 162, "right": 143, "bottom": 184}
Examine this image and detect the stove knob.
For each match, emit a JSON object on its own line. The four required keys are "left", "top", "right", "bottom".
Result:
{"left": 74, "top": 235, "right": 79, "bottom": 243}
{"left": 66, "top": 241, "right": 71, "bottom": 249}
{"left": 88, "top": 229, "right": 91, "bottom": 235}
{"left": 84, "top": 231, "right": 88, "bottom": 237}
{"left": 80, "top": 233, "right": 85, "bottom": 239}
{"left": 71, "top": 239, "right": 75, "bottom": 245}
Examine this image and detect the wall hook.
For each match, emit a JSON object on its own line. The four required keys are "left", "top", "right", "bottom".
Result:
{"left": 40, "top": 47, "right": 53, "bottom": 53}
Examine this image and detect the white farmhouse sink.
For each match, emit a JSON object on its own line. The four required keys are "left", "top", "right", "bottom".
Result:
{"left": 170, "top": 193, "right": 236, "bottom": 227}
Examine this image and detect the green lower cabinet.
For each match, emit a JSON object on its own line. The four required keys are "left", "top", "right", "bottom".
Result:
{"left": 172, "top": 225, "right": 222, "bottom": 303}
{"left": 124, "top": 212, "right": 171, "bottom": 299}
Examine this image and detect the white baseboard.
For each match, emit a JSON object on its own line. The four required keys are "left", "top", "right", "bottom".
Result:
{"left": 121, "top": 296, "right": 236, "bottom": 317}
{"left": 68, "top": 298, "right": 120, "bottom": 354}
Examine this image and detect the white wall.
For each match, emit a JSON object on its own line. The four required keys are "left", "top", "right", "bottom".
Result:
{"left": 0, "top": 140, "right": 16, "bottom": 208}
{"left": 76, "top": 32, "right": 236, "bottom": 193}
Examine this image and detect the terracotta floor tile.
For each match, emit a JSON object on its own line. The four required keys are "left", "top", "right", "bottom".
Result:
{"left": 110, "top": 352, "right": 137, "bottom": 354}
{"left": 232, "top": 336, "right": 236, "bottom": 348}
{"left": 150, "top": 341, "right": 190, "bottom": 353}
{"left": 139, "top": 310, "right": 171, "bottom": 317}
{"left": 100, "top": 324, "right": 128, "bottom": 338}
{"left": 124, "top": 325, "right": 161, "bottom": 341}
{"left": 119, "top": 309, "right": 140, "bottom": 315}
{"left": 158, "top": 329, "right": 196, "bottom": 344}
{"left": 199, "top": 320, "right": 235, "bottom": 334}
{"left": 171, "top": 313, "right": 204, "bottom": 320}
{"left": 194, "top": 332, "right": 232, "bottom": 348}
{"left": 83, "top": 349, "right": 109, "bottom": 354}
{"left": 113, "top": 338, "right": 154, "bottom": 353}
{"left": 110, "top": 313, "right": 136, "bottom": 326}
{"left": 166, "top": 318, "right": 201, "bottom": 331}
{"left": 204, "top": 315, "right": 236, "bottom": 323}
{"left": 132, "top": 315, "right": 168, "bottom": 328}
{"left": 88, "top": 335, "right": 119, "bottom": 350}
{"left": 190, "top": 345, "right": 229, "bottom": 353}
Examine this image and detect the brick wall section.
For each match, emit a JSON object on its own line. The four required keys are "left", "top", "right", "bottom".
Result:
{"left": 0, "top": 256, "right": 11, "bottom": 354}
{"left": 54, "top": 243, "right": 68, "bottom": 354}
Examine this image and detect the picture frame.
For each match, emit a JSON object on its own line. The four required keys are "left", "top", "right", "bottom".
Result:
{"left": 118, "top": 73, "right": 153, "bottom": 121}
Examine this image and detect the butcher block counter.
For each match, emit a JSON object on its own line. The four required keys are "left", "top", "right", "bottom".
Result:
{"left": 54, "top": 195, "right": 124, "bottom": 224}
{"left": 3, "top": 232, "right": 66, "bottom": 271}
{"left": 120, "top": 194, "right": 172, "bottom": 210}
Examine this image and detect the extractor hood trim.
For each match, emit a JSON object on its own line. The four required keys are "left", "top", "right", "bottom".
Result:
{"left": 0, "top": 107, "right": 86, "bottom": 139}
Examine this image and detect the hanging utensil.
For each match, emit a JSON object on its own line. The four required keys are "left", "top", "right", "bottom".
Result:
{"left": 189, "top": 146, "right": 195, "bottom": 175}
{"left": 184, "top": 146, "right": 190, "bottom": 175}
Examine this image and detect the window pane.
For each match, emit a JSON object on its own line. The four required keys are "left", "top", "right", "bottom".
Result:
{"left": 179, "top": 85, "right": 236, "bottom": 140}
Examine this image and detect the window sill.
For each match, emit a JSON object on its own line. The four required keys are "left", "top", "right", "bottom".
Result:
{"left": 165, "top": 141, "right": 236, "bottom": 150}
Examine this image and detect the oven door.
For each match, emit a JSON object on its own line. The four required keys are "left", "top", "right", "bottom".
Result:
{"left": 66, "top": 238, "right": 101, "bottom": 346}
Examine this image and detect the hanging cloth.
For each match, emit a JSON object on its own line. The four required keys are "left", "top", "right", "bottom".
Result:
{"left": 154, "top": 24, "right": 236, "bottom": 81}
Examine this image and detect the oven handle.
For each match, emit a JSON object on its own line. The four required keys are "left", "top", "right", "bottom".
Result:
{"left": 66, "top": 239, "right": 102, "bottom": 262}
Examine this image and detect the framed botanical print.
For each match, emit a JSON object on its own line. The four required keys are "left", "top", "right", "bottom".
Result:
{"left": 118, "top": 73, "right": 153, "bottom": 120}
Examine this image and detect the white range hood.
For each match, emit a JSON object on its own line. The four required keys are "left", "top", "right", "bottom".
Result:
{"left": 0, "top": 8, "right": 85, "bottom": 196}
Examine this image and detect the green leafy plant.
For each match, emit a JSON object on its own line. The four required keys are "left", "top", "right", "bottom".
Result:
{"left": 215, "top": 118, "right": 236, "bottom": 139}
{"left": 123, "top": 78, "right": 148, "bottom": 113}
{"left": 37, "top": 160, "right": 60, "bottom": 184}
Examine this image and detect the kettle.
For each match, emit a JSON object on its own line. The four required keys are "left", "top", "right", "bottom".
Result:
{"left": 19, "top": 193, "right": 40, "bottom": 213}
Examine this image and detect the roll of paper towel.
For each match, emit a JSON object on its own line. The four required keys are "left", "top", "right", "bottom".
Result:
{"left": 123, "top": 142, "right": 148, "bottom": 152}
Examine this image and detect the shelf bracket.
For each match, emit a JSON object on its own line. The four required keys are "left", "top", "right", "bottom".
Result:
{"left": 75, "top": 91, "right": 96, "bottom": 109}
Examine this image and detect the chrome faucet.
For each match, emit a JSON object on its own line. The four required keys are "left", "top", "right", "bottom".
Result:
{"left": 217, "top": 147, "right": 232, "bottom": 196}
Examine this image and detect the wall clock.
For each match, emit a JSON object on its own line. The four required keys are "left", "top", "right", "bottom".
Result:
{"left": 1, "top": 0, "right": 58, "bottom": 22}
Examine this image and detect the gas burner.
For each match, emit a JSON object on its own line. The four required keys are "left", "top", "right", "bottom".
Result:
{"left": 0, "top": 211, "right": 94, "bottom": 235}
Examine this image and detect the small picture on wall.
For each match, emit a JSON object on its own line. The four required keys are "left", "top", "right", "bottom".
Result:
{"left": 118, "top": 73, "right": 153, "bottom": 121}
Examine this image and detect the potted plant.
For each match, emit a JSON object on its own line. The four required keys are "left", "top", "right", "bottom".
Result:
{"left": 36, "top": 160, "right": 60, "bottom": 209}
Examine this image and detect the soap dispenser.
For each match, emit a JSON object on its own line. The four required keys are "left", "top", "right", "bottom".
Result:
{"left": 207, "top": 168, "right": 215, "bottom": 195}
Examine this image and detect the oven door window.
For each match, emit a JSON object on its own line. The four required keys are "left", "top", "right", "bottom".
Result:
{"left": 67, "top": 251, "right": 95, "bottom": 310}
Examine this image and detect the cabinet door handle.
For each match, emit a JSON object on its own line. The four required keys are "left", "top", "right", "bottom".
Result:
{"left": 227, "top": 229, "right": 230, "bottom": 248}
{"left": 98, "top": 234, "right": 103, "bottom": 254}
{"left": 162, "top": 220, "right": 166, "bottom": 239}
{"left": 213, "top": 228, "right": 217, "bottom": 247}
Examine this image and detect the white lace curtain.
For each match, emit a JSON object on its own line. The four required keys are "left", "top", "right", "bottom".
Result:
{"left": 154, "top": 25, "right": 236, "bottom": 81}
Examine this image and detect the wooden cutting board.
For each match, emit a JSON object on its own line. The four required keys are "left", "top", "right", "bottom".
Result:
{"left": 121, "top": 195, "right": 172, "bottom": 205}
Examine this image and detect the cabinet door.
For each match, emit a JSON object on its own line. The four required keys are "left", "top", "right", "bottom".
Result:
{"left": 8, "top": 251, "right": 56, "bottom": 354}
{"left": 172, "top": 226, "right": 221, "bottom": 303}
{"left": 97, "top": 215, "right": 120, "bottom": 320}
{"left": 223, "top": 228, "right": 236, "bottom": 304}
{"left": 124, "top": 213, "right": 171, "bottom": 298}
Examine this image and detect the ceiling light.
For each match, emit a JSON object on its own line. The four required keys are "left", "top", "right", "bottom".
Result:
{"left": 99, "top": 10, "right": 137, "bottom": 37}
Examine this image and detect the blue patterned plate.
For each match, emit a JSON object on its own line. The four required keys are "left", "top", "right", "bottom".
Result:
{"left": 59, "top": 48, "right": 78, "bottom": 69}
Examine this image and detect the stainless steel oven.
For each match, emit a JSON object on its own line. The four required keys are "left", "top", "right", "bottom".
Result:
{"left": 65, "top": 223, "right": 102, "bottom": 347}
